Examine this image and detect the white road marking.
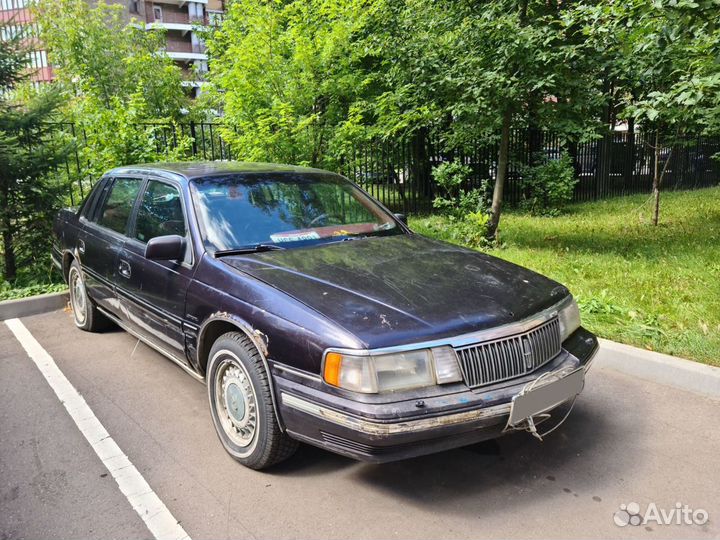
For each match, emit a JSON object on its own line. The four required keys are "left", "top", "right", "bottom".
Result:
{"left": 5, "top": 318, "right": 191, "bottom": 540}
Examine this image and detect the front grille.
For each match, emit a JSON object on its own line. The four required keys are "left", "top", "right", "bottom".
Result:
{"left": 455, "top": 317, "right": 561, "bottom": 388}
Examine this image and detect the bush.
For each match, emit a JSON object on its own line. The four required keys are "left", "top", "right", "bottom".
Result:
{"left": 431, "top": 161, "right": 491, "bottom": 248}
{"left": 452, "top": 210, "right": 490, "bottom": 248}
{"left": 519, "top": 153, "right": 577, "bottom": 215}
{"left": 432, "top": 161, "right": 491, "bottom": 216}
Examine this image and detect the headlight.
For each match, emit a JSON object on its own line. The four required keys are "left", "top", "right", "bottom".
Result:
{"left": 323, "top": 346, "right": 463, "bottom": 393}
{"left": 558, "top": 297, "right": 581, "bottom": 341}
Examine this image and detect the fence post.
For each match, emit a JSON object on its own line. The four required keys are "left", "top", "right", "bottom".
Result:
{"left": 409, "top": 128, "right": 431, "bottom": 213}
{"left": 596, "top": 131, "right": 611, "bottom": 199}
{"left": 189, "top": 121, "right": 198, "bottom": 157}
{"left": 623, "top": 119, "right": 635, "bottom": 194}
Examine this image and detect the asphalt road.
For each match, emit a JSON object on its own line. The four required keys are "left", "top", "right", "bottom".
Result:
{"left": 1, "top": 309, "right": 718, "bottom": 540}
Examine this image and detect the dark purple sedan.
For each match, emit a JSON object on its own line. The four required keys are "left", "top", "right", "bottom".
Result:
{"left": 53, "top": 162, "right": 598, "bottom": 469}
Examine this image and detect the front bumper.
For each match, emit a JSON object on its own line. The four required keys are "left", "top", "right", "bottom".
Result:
{"left": 272, "top": 327, "right": 599, "bottom": 463}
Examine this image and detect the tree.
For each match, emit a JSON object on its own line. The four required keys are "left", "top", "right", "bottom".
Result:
{"left": 0, "top": 24, "right": 69, "bottom": 283}
{"left": 201, "top": 0, "right": 719, "bottom": 232}
{"left": 347, "top": 0, "right": 605, "bottom": 239}
{"left": 577, "top": 0, "right": 720, "bottom": 225}
{"left": 35, "top": 0, "right": 193, "bottom": 177}
{"left": 205, "top": 0, "right": 371, "bottom": 167}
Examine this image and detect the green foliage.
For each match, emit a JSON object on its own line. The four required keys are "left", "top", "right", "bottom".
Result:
{"left": 432, "top": 162, "right": 489, "bottom": 215}
{"left": 36, "top": 0, "right": 194, "bottom": 176}
{"left": 430, "top": 161, "right": 490, "bottom": 247}
{"left": 36, "top": 0, "right": 189, "bottom": 118}
{"left": 73, "top": 93, "right": 193, "bottom": 179}
{"left": 572, "top": 0, "right": 720, "bottom": 223}
{"left": 519, "top": 153, "right": 578, "bottom": 216}
{"left": 1, "top": 22, "right": 71, "bottom": 284}
{"left": 0, "top": 281, "right": 67, "bottom": 301}
{"left": 614, "top": 0, "right": 720, "bottom": 134}
{"left": 452, "top": 210, "right": 491, "bottom": 249}
{"left": 205, "top": 0, "right": 369, "bottom": 167}
{"left": 432, "top": 161, "right": 471, "bottom": 215}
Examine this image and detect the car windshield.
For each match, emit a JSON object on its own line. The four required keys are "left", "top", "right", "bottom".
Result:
{"left": 190, "top": 173, "right": 403, "bottom": 252}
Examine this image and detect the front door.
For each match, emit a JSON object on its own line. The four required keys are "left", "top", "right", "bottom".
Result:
{"left": 116, "top": 178, "right": 194, "bottom": 364}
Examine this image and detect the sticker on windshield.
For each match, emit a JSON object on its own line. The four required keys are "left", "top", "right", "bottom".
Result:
{"left": 270, "top": 231, "right": 321, "bottom": 243}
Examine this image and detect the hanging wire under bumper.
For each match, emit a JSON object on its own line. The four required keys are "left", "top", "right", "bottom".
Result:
{"left": 503, "top": 366, "right": 586, "bottom": 441}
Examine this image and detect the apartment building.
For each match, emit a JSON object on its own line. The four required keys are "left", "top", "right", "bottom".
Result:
{"left": 117, "top": 0, "right": 226, "bottom": 96}
{"left": 1, "top": 0, "right": 225, "bottom": 95}
{"left": 0, "top": 0, "right": 52, "bottom": 86}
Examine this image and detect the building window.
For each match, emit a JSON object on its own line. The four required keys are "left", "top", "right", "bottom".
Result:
{"left": 207, "top": 10, "right": 224, "bottom": 26}
{"left": 153, "top": 5, "right": 163, "bottom": 22}
{"left": 189, "top": 2, "right": 204, "bottom": 22}
{"left": 128, "top": 0, "right": 139, "bottom": 14}
{"left": 1, "top": 0, "right": 29, "bottom": 10}
{"left": 0, "top": 24, "right": 24, "bottom": 40}
{"left": 26, "top": 50, "right": 48, "bottom": 69}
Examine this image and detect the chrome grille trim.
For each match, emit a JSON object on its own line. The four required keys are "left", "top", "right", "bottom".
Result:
{"left": 456, "top": 318, "right": 561, "bottom": 388}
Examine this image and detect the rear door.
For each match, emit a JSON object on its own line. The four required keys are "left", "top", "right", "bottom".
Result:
{"left": 116, "top": 177, "right": 195, "bottom": 364}
{"left": 78, "top": 176, "right": 143, "bottom": 316}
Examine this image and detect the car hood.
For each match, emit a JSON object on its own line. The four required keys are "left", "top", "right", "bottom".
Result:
{"left": 221, "top": 235, "right": 569, "bottom": 349}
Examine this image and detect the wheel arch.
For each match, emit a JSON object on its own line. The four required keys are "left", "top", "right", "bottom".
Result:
{"left": 197, "top": 314, "right": 284, "bottom": 430}
{"left": 62, "top": 251, "right": 76, "bottom": 283}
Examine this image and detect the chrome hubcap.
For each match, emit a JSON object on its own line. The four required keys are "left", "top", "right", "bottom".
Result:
{"left": 225, "top": 382, "right": 246, "bottom": 423}
{"left": 215, "top": 358, "right": 257, "bottom": 447}
{"left": 70, "top": 269, "right": 86, "bottom": 324}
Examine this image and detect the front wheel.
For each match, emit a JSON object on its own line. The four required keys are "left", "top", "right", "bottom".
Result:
{"left": 207, "top": 331, "right": 298, "bottom": 470}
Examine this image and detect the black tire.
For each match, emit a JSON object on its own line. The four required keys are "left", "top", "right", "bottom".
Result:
{"left": 68, "top": 260, "right": 111, "bottom": 332}
{"left": 207, "top": 331, "right": 298, "bottom": 470}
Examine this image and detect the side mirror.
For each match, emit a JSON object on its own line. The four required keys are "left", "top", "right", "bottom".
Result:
{"left": 394, "top": 213, "right": 408, "bottom": 226}
{"left": 144, "top": 235, "right": 185, "bottom": 261}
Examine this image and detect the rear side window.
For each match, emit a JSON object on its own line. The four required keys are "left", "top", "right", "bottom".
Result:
{"left": 97, "top": 177, "right": 142, "bottom": 234}
{"left": 135, "top": 180, "right": 186, "bottom": 243}
{"left": 79, "top": 178, "right": 107, "bottom": 219}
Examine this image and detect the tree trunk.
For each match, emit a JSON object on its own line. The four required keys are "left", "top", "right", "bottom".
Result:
{"left": 652, "top": 130, "right": 660, "bottom": 226}
{"left": 2, "top": 219, "right": 16, "bottom": 282}
{"left": 487, "top": 107, "right": 512, "bottom": 242}
{"left": 0, "top": 181, "right": 16, "bottom": 282}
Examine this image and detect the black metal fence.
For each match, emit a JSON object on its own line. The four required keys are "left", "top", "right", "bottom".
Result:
{"left": 42, "top": 121, "right": 720, "bottom": 213}
{"left": 342, "top": 130, "right": 720, "bottom": 213}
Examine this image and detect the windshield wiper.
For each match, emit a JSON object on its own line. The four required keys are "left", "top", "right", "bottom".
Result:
{"left": 213, "top": 244, "right": 286, "bottom": 257}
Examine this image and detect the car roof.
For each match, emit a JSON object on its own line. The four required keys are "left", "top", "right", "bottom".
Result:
{"left": 108, "top": 161, "right": 340, "bottom": 182}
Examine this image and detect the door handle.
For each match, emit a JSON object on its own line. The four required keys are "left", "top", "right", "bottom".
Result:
{"left": 77, "top": 239, "right": 85, "bottom": 254}
{"left": 118, "top": 260, "right": 131, "bottom": 279}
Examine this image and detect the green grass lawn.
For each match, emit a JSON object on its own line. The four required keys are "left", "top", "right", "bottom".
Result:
{"left": 410, "top": 187, "right": 720, "bottom": 366}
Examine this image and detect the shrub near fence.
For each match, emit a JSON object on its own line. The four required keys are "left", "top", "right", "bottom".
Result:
{"left": 40, "top": 122, "right": 720, "bottom": 213}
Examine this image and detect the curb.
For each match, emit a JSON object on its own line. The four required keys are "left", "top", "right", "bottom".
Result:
{"left": 594, "top": 338, "right": 720, "bottom": 400}
{"left": 0, "top": 291, "right": 69, "bottom": 321}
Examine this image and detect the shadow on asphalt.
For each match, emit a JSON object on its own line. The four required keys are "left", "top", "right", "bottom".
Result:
{"left": 269, "top": 399, "right": 624, "bottom": 516}
{"left": 348, "top": 403, "right": 615, "bottom": 513}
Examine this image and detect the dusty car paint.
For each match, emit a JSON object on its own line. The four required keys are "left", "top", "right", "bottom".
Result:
{"left": 221, "top": 234, "right": 570, "bottom": 351}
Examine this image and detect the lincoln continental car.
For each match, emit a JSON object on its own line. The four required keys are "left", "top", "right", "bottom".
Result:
{"left": 52, "top": 162, "right": 599, "bottom": 469}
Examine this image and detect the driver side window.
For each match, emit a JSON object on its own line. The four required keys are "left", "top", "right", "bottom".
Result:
{"left": 135, "top": 180, "right": 190, "bottom": 263}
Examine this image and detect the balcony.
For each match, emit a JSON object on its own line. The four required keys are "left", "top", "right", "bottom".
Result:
{"left": 165, "top": 39, "right": 207, "bottom": 61}
{"left": 151, "top": 0, "right": 209, "bottom": 5}
{"left": 145, "top": 18, "right": 211, "bottom": 34}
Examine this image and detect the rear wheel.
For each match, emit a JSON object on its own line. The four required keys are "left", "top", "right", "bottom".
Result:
{"left": 207, "top": 331, "right": 298, "bottom": 470}
{"left": 68, "top": 260, "right": 110, "bottom": 332}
